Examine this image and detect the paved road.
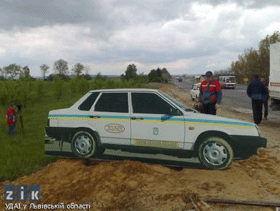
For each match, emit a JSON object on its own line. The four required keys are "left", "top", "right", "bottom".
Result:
{"left": 174, "top": 78, "right": 280, "bottom": 122}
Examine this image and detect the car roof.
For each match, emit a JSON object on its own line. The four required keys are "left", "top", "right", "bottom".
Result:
{"left": 89, "top": 88, "right": 159, "bottom": 93}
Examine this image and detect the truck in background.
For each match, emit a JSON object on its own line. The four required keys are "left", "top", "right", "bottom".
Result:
{"left": 269, "top": 42, "right": 280, "bottom": 106}
{"left": 218, "top": 76, "right": 236, "bottom": 89}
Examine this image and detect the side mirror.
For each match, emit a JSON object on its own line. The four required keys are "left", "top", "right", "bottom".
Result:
{"left": 169, "top": 107, "right": 180, "bottom": 116}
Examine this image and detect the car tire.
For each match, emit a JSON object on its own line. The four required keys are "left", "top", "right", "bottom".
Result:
{"left": 197, "top": 136, "right": 234, "bottom": 170}
{"left": 71, "top": 131, "right": 97, "bottom": 158}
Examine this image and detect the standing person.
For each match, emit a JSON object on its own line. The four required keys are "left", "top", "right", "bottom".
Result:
{"left": 247, "top": 75, "right": 267, "bottom": 125}
{"left": 261, "top": 78, "right": 269, "bottom": 120}
{"left": 199, "top": 71, "right": 222, "bottom": 115}
{"left": 6, "top": 103, "right": 17, "bottom": 136}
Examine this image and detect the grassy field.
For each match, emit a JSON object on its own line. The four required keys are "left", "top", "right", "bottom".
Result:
{"left": 0, "top": 77, "right": 148, "bottom": 181}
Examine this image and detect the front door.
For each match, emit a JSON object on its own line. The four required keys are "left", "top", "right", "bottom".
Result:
{"left": 130, "top": 92, "right": 185, "bottom": 149}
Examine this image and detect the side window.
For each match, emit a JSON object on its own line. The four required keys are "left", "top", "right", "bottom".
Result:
{"left": 95, "top": 93, "right": 128, "bottom": 113}
{"left": 132, "top": 93, "right": 175, "bottom": 114}
{"left": 78, "top": 92, "right": 100, "bottom": 111}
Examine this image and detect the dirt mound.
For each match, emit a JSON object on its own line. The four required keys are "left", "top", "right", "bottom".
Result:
{"left": 0, "top": 159, "right": 213, "bottom": 210}
{"left": 1, "top": 149, "right": 280, "bottom": 210}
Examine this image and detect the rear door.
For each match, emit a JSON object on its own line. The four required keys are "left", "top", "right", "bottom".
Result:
{"left": 88, "top": 92, "right": 131, "bottom": 145}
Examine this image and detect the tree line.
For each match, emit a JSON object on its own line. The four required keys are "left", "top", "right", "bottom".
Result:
{"left": 214, "top": 31, "right": 280, "bottom": 83}
{"left": 0, "top": 59, "right": 92, "bottom": 81}
{"left": 121, "top": 64, "right": 171, "bottom": 83}
{"left": 0, "top": 59, "right": 172, "bottom": 83}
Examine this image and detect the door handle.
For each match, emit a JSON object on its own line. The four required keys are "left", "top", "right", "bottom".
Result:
{"left": 131, "top": 117, "right": 144, "bottom": 120}
{"left": 89, "top": 115, "right": 100, "bottom": 119}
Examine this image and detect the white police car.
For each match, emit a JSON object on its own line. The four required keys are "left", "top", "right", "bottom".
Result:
{"left": 45, "top": 88, "right": 267, "bottom": 170}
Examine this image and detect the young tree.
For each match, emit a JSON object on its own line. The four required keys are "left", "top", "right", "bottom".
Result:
{"left": 156, "top": 67, "right": 162, "bottom": 78}
{"left": 82, "top": 65, "right": 92, "bottom": 80}
{"left": 95, "top": 72, "right": 106, "bottom": 81}
{"left": 4, "top": 64, "right": 21, "bottom": 79}
{"left": 40, "top": 64, "right": 50, "bottom": 80}
{"left": 124, "top": 64, "right": 137, "bottom": 80}
{"left": 72, "top": 63, "right": 84, "bottom": 78}
{"left": 161, "top": 68, "right": 171, "bottom": 78}
{"left": 53, "top": 59, "right": 68, "bottom": 76}
{"left": 161, "top": 67, "right": 171, "bottom": 83}
{"left": 148, "top": 69, "right": 162, "bottom": 82}
{"left": 22, "top": 66, "right": 31, "bottom": 78}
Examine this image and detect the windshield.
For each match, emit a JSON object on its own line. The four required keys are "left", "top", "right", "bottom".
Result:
{"left": 226, "top": 77, "right": 236, "bottom": 83}
{"left": 159, "top": 91, "right": 195, "bottom": 112}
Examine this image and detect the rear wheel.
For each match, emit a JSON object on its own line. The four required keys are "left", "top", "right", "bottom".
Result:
{"left": 71, "top": 131, "right": 97, "bottom": 158}
{"left": 197, "top": 136, "right": 234, "bottom": 170}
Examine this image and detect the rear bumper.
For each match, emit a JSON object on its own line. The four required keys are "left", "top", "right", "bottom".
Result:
{"left": 45, "top": 126, "right": 71, "bottom": 141}
{"left": 230, "top": 135, "right": 267, "bottom": 158}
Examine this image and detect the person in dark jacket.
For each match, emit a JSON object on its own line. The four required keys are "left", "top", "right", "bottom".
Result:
{"left": 199, "top": 71, "right": 222, "bottom": 115}
{"left": 261, "top": 78, "right": 269, "bottom": 120}
{"left": 247, "top": 75, "right": 268, "bottom": 125}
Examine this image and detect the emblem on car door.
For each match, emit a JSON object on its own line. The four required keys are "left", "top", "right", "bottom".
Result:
{"left": 104, "top": 123, "right": 125, "bottom": 133}
{"left": 153, "top": 127, "right": 159, "bottom": 135}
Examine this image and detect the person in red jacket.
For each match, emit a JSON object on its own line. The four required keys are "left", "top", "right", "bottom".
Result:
{"left": 199, "top": 71, "right": 222, "bottom": 115}
{"left": 6, "top": 103, "right": 17, "bottom": 135}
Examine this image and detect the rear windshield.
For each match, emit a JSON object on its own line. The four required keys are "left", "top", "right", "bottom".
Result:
{"left": 78, "top": 92, "right": 100, "bottom": 111}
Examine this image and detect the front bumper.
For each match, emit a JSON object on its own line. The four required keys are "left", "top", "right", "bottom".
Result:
{"left": 230, "top": 135, "right": 267, "bottom": 158}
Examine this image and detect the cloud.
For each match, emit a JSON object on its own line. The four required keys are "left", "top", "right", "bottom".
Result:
{"left": 0, "top": 1, "right": 109, "bottom": 28}
{"left": 0, "top": 0, "right": 280, "bottom": 76}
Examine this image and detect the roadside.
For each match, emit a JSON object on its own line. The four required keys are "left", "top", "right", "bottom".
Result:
{"left": 162, "top": 83, "right": 280, "bottom": 148}
{"left": 176, "top": 78, "right": 280, "bottom": 123}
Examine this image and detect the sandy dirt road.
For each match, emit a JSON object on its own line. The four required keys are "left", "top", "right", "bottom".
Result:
{"left": 1, "top": 83, "right": 280, "bottom": 211}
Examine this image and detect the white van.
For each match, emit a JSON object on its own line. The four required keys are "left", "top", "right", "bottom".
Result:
{"left": 45, "top": 88, "right": 267, "bottom": 170}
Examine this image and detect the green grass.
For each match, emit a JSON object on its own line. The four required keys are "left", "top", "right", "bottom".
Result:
{"left": 0, "top": 78, "right": 148, "bottom": 181}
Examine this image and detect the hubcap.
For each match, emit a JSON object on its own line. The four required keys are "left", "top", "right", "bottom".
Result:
{"left": 203, "top": 142, "right": 228, "bottom": 165}
{"left": 74, "top": 135, "right": 94, "bottom": 155}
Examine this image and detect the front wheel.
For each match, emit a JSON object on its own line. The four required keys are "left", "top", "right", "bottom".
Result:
{"left": 71, "top": 131, "right": 97, "bottom": 158}
{"left": 197, "top": 137, "right": 234, "bottom": 170}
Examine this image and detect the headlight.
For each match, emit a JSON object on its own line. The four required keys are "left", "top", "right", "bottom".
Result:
{"left": 255, "top": 125, "right": 261, "bottom": 136}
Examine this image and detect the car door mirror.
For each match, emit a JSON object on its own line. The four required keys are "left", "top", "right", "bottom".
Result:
{"left": 169, "top": 107, "right": 181, "bottom": 116}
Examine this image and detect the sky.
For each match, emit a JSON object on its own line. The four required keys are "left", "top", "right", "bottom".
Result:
{"left": 0, "top": 0, "right": 280, "bottom": 77}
